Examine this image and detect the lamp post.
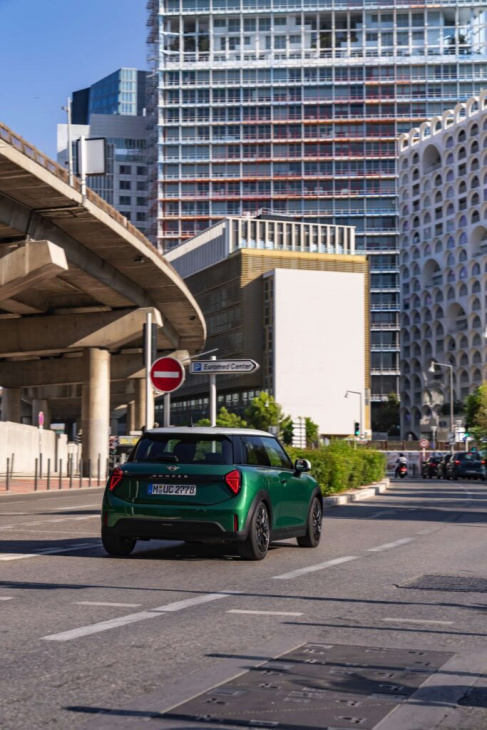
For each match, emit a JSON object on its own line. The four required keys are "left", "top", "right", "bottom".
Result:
{"left": 61, "top": 98, "right": 74, "bottom": 187}
{"left": 345, "top": 390, "right": 363, "bottom": 437}
{"left": 428, "top": 360, "right": 454, "bottom": 453}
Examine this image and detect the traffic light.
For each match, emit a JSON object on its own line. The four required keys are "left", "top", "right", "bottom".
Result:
{"left": 354, "top": 422, "right": 360, "bottom": 437}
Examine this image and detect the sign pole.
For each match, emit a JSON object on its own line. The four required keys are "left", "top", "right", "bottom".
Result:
{"left": 164, "top": 393, "right": 170, "bottom": 427}
{"left": 209, "top": 355, "right": 217, "bottom": 427}
{"left": 145, "top": 310, "right": 153, "bottom": 430}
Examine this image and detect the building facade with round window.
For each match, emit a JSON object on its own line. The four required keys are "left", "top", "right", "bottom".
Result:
{"left": 398, "top": 93, "right": 487, "bottom": 439}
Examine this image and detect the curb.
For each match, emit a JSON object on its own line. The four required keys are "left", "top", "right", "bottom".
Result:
{"left": 323, "top": 478, "right": 390, "bottom": 508}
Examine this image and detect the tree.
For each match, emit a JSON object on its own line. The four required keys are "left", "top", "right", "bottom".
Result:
{"left": 245, "top": 392, "right": 289, "bottom": 436}
{"left": 305, "top": 417, "right": 320, "bottom": 447}
{"left": 464, "top": 387, "right": 481, "bottom": 432}
{"left": 474, "top": 385, "right": 487, "bottom": 440}
{"left": 371, "top": 392, "right": 400, "bottom": 435}
{"left": 196, "top": 407, "right": 247, "bottom": 428}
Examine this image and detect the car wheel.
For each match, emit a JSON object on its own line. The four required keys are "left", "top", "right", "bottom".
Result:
{"left": 101, "top": 527, "right": 136, "bottom": 556}
{"left": 297, "top": 497, "right": 322, "bottom": 548}
{"left": 238, "top": 501, "right": 270, "bottom": 561}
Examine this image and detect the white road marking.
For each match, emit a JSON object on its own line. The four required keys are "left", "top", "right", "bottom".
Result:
{"left": 0, "top": 515, "right": 97, "bottom": 531}
{"left": 0, "top": 597, "right": 14, "bottom": 601}
{"left": 227, "top": 609, "right": 303, "bottom": 616}
{"left": 52, "top": 504, "right": 98, "bottom": 511}
{"left": 43, "top": 592, "right": 233, "bottom": 641}
{"left": 367, "top": 538, "right": 414, "bottom": 552}
{"left": 0, "top": 542, "right": 100, "bottom": 561}
{"left": 273, "top": 556, "right": 359, "bottom": 580}
{"left": 75, "top": 601, "right": 142, "bottom": 608}
{"left": 383, "top": 618, "right": 454, "bottom": 626}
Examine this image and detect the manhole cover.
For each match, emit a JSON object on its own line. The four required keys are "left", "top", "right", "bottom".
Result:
{"left": 400, "top": 575, "right": 487, "bottom": 593}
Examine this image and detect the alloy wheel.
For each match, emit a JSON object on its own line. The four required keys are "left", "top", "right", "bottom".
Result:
{"left": 255, "top": 505, "right": 270, "bottom": 554}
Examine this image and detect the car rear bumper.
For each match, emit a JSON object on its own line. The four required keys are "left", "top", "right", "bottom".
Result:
{"left": 108, "top": 516, "right": 248, "bottom": 542}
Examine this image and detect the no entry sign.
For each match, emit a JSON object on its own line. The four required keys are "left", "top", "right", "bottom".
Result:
{"left": 150, "top": 356, "right": 185, "bottom": 393}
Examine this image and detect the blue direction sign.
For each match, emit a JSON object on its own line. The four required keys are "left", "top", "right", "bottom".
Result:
{"left": 190, "top": 359, "right": 259, "bottom": 375}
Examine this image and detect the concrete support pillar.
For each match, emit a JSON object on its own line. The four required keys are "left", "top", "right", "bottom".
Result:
{"left": 81, "top": 348, "right": 110, "bottom": 478}
{"left": 1, "top": 388, "right": 22, "bottom": 422}
{"left": 32, "top": 399, "right": 51, "bottom": 429}
{"left": 134, "top": 378, "right": 152, "bottom": 431}
{"left": 126, "top": 401, "right": 135, "bottom": 433}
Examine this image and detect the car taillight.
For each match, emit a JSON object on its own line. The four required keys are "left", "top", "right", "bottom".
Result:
{"left": 454, "top": 460, "right": 460, "bottom": 466}
{"left": 225, "top": 469, "right": 241, "bottom": 495}
{"left": 109, "top": 466, "right": 124, "bottom": 492}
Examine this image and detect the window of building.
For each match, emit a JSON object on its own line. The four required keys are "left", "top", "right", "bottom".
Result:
{"left": 136, "top": 212, "right": 146, "bottom": 222}
{"left": 121, "top": 211, "right": 131, "bottom": 220}
{"left": 119, "top": 165, "right": 131, "bottom": 175}
{"left": 119, "top": 195, "right": 131, "bottom": 205}
{"left": 120, "top": 180, "right": 131, "bottom": 190}
{"left": 137, "top": 182, "right": 147, "bottom": 191}
{"left": 136, "top": 166, "right": 147, "bottom": 175}
{"left": 136, "top": 196, "right": 146, "bottom": 206}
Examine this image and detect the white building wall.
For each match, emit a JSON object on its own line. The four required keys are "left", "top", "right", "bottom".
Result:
{"left": 272, "top": 269, "right": 366, "bottom": 436}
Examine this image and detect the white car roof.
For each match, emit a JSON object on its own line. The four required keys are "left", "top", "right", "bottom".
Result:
{"left": 146, "top": 427, "right": 274, "bottom": 437}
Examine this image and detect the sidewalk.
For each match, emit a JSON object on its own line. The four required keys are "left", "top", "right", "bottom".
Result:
{"left": 0, "top": 475, "right": 106, "bottom": 495}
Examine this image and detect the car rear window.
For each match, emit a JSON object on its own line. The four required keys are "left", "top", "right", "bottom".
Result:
{"left": 130, "top": 434, "right": 234, "bottom": 465}
{"left": 459, "top": 453, "right": 481, "bottom": 462}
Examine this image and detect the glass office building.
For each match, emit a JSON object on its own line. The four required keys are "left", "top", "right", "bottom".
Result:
{"left": 58, "top": 69, "right": 151, "bottom": 238}
{"left": 148, "top": 0, "right": 487, "bottom": 401}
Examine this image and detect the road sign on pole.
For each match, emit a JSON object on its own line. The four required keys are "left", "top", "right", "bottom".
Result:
{"left": 150, "top": 356, "right": 185, "bottom": 394}
{"left": 419, "top": 439, "right": 429, "bottom": 449}
{"left": 189, "top": 359, "right": 260, "bottom": 375}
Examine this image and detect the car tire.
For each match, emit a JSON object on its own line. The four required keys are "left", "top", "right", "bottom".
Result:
{"left": 297, "top": 497, "right": 322, "bottom": 548}
{"left": 238, "top": 501, "right": 270, "bottom": 561}
{"left": 101, "top": 527, "right": 136, "bottom": 556}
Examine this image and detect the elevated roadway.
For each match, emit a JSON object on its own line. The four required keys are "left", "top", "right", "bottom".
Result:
{"left": 0, "top": 122, "right": 206, "bottom": 470}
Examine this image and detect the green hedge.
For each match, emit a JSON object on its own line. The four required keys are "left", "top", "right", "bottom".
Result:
{"left": 287, "top": 441, "right": 386, "bottom": 495}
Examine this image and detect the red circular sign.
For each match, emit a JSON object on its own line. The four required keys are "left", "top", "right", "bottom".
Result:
{"left": 150, "top": 356, "right": 185, "bottom": 393}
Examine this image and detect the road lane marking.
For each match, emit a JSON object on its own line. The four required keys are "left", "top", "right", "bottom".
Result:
{"left": 52, "top": 504, "right": 98, "bottom": 511}
{"left": 0, "top": 597, "right": 14, "bottom": 601}
{"left": 365, "top": 510, "right": 397, "bottom": 519}
{"left": 367, "top": 538, "right": 414, "bottom": 552}
{"left": 0, "top": 542, "right": 100, "bottom": 561}
{"left": 0, "top": 515, "right": 97, "bottom": 531}
{"left": 273, "top": 556, "right": 359, "bottom": 580}
{"left": 75, "top": 601, "right": 142, "bottom": 608}
{"left": 43, "top": 592, "right": 233, "bottom": 641}
{"left": 227, "top": 610, "right": 303, "bottom": 616}
{"left": 383, "top": 618, "right": 454, "bottom": 626}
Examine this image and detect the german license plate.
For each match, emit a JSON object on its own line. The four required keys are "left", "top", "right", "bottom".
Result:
{"left": 149, "top": 483, "right": 197, "bottom": 496}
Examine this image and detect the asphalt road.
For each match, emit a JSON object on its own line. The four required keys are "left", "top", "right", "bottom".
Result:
{"left": 1, "top": 478, "right": 487, "bottom": 730}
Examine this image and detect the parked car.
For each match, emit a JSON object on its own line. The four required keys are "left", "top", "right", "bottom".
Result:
{"left": 436, "top": 454, "right": 454, "bottom": 479}
{"left": 444, "top": 451, "right": 486, "bottom": 481}
{"left": 101, "top": 427, "right": 323, "bottom": 561}
{"left": 422, "top": 456, "right": 442, "bottom": 479}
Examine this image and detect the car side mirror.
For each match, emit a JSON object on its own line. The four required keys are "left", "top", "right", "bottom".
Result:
{"left": 294, "top": 458, "right": 311, "bottom": 473}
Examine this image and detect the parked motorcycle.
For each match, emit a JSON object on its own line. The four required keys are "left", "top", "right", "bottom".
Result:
{"left": 398, "top": 464, "right": 408, "bottom": 479}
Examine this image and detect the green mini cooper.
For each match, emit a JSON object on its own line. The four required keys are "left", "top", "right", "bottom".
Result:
{"left": 101, "top": 427, "right": 322, "bottom": 561}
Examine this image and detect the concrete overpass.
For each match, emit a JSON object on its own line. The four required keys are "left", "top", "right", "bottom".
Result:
{"left": 0, "top": 122, "right": 206, "bottom": 472}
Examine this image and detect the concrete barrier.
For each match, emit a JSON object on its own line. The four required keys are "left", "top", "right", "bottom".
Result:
{"left": 0, "top": 421, "right": 71, "bottom": 475}
{"left": 323, "top": 478, "right": 390, "bottom": 508}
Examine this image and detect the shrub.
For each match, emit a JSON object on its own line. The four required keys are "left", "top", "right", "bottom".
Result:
{"left": 287, "top": 441, "right": 386, "bottom": 495}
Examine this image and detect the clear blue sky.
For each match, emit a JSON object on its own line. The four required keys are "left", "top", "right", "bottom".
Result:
{"left": 0, "top": 0, "right": 147, "bottom": 158}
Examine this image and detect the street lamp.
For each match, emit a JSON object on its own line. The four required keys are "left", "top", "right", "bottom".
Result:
{"left": 345, "top": 390, "right": 363, "bottom": 437}
{"left": 428, "top": 360, "right": 454, "bottom": 453}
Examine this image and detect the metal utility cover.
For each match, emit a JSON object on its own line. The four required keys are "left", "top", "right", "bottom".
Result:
{"left": 400, "top": 574, "right": 487, "bottom": 593}
{"left": 159, "top": 643, "right": 453, "bottom": 729}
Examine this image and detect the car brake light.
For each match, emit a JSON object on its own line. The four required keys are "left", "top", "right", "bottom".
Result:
{"left": 454, "top": 460, "right": 460, "bottom": 466}
{"left": 109, "top": 466, "right": 124, "bottom": 492}
{"left": 482, "top": 460, "right": 486, "bottom": 465}
{"left": 225, "top": 469, "right": 241, "bottom": 495}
